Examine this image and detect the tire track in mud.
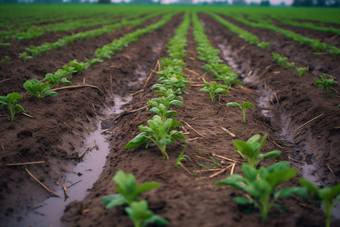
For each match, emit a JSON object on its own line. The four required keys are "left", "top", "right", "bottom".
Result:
{"left": 216, "top": 14, "right": 340, "bottom": 81}
{"left": 0, "top": 16, "right": 162, "bottom": 96}
{"left": 200, "top": 13, "right": 340, "bottom": 196}
{"left": 66, "top": 24, "right": 328, "bottom": 227}
{"left": 0, "top": 14, "right": 182, "bottom": 227}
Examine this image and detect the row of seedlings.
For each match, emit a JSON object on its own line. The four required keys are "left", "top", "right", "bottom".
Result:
{"left": 19, "top": 11, "right": 167, "bottom": 61}
{"left": 0, "top": 13, "right": 177, "bottom": 121}
{"left": 209, "top": 13, "right": 337, "bottom": 97}
{"left": 100, "top": 12, "right": 191, "bottom": 227}
{"left": 192, "top": 12, "right": 254, "bottom": 123}
{"left": 0, "top": 9, "right": 139, "bottom": 42}
{"left": 195, "top": 13, "right": 340, "bottom": 227}
{"left": 216, "top": 11, "right": 340, "bottom": 57}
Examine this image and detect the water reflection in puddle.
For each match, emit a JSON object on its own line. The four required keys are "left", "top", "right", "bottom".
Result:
{"left": 22, "top": 96, "right": 132, "bottom": 227}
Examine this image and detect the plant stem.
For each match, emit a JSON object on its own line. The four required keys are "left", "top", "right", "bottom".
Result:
{"left": 242, "top": 108, "right": 246, "bottom": 123}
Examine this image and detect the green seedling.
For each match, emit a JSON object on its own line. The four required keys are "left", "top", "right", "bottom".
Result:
{"left": 226, "top": 101, "right": 254, "bottom": 123}
{"left": 126, "top": 200, "right": 169, "bottom": 227}
{"left": 299, "top": 179, "right": 340, "bottom": 227}
{"left": 215, "top": 162, "right": 307, "bottom": 221}
{"left": 200, "top": 81, "right": 229, "bottom": 102}
{"left": 19, "top": 52, "right": 33, "bottom": 63}
{"left": 327, "top": 46, "right": 340, "bottom": 57}
{"left": 69, "top": 59, "right": 87, "bottom": 73}
{"left": 0, "top": 41, "right": 10, "bottom": 49}
{"left": 257, "top": 41, "right": 270, "bottom": 50}
{"left": 147, "top": 94, "right": 183, "bottom": 122}
{"left": 0, "top": 92, "right": 25, "bottom": 120}
{"left": 284, "top": 61, "right": 295, "bottom": 70}
{"left": 25, "top": 46, "right": 39, "bottom": 59}
{"left": 295, "top": 67, "right": 308, "bottom": 79}
{"left": 272, "top": 52, "right": 288, "bottom": 67}
{"left": 84, "top": 57, "right": 103, "bottom": 68}
{"left": 314, "top": 74, "right": 337, "bottom": 95}
{"left": 101, "top": 170, "right": 160, "bottom": 208}
{"left": 174, "top": 142, "right": 191, "bottom": 174}
{"left": 23, "top": 78, "right": 57, "bottom": 98}
{"left": 44, "top": 69, "right": 72, "bottom": 88}
{"left": 0, "top": 56, "right": 11, "bottom": 65}
{"left": 153, "top": 85, "right": 183, "bottom": 100}
{"left": 160, "top": 58, "right": 185, "bottom": 69}
{"left": 63, "top": 65, "right": 77, "bottom": 80}
{"left": 92, "top": 48, "right": 111, "bottom": 59}
{"left": 154, "top": 74, "right": 190, "bottom": 94}
{"left": 233, "top": 134, "right": 281, "bottom": 168}
{"left": 124, "top": 115, "right": 186, "bottom": 159}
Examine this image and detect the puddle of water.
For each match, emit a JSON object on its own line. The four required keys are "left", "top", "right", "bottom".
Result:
{"left": 21, "top": 96, "right": 132, "bottom": 227}
{"left": 127, "top": 66, "right": 147, "bottom": 88}
{"left": 217, "top": 44, "right": 239, "bottom": 70}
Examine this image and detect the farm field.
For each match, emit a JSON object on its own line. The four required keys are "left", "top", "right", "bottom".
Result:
{"left": 0, "top": 5, "right": 340, "bottom": 227}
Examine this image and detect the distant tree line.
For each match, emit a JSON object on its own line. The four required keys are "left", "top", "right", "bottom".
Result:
{"left": 292, "top": 0, "right": 340, "bottom": 7}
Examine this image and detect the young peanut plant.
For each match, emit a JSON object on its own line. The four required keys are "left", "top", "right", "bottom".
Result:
{"left": 314, "top": 74, "right": 337, "bottom": 95}
{"left": 19, "top": 52, "right": 33, "bottom": 63}
{"left": 0, "top": 56, "right": 11, "bottom": 65}
{"left": 295, "top": 67, "right": 308, "bottom": 79}
{"left": 299, "top": 179, "right": 340, "bottom": 227}
{"left": 0, "top": 92, "right": 25, "bottom": 120}
{"left": 126, "top": 200, "right": 169, "bottom": 227}
{"left": 215, "top": 162, "right": 307, "bottom": 221}
{"left": 124, "top": 115, "right": 186, "bottom": 159}
{"left": 147, "top": 94, "right": 183, "bottom": 122}
{"left": 226, "top": 101, "right": 254, "bottom": 123}
{"left": 101, "top": 170, "right": 160, "bottom": 208}
{"left": 44, "top": 69, "right": 72, "bottom": 88}
{"left": 101, "top": 171, "right": 168, "bottom": 227}
{"left": 233, "top": 134, "right": 281, "bottom": 168}
{"left": 23, "top": 79, "right": 57, "bottom": 98}
{"left": 200, "top": 81, "right": 229, "bottom": 102}
{"left": 63, "top": 65, "right": 77, "bottom": 80}
{"left": 84, "top": 57, "right": 103, "bottom": 68}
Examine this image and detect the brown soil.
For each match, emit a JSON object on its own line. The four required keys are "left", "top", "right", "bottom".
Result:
{"left": 202, "top": 13, "right": 340, "bottom": 184}
{"left": 0, "top": 14, "right": 182, "bottom": 227}
{"left": 66, "top": 18, "right": 338, "bottom": 227}
{"left": 0, "top": 16, "right": 161, "bottom": 97}
{"left": 1, "top": 12, "right": 340, "bottom": 227}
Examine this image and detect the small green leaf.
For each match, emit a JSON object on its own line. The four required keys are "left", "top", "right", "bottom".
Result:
{"left": 234, "top": 197, "right": 253, "bottom": 204}
{"left": 226, "top": 102, "right": 241, "bottom": 109}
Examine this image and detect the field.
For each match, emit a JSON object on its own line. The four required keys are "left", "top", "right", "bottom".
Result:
{"left": 1, "top": 5, "right": 340, "bottom": 227}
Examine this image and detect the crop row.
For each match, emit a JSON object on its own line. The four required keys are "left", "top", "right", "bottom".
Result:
{"left": 246, "top": 14, "right": 340, "bottom": 36}
{"left": 0, "top": 13, "right": 176, "bottom": 121}
{"left": 101, "top": 12, "right": 340, "bottom": 227}
{"left": 101, "top": 12, "right": 191, "bottom": 227}
{"left": 0, "top": 5, "right": 125, "bottom": 28}
{"left": 217, "top": 11, "right": 340, "bottom": 57}
{"left": 17, "top": 11, "right": 164, "bottom": 62}
{"left": 0, "top": 11, "right": 124, "bottom": 42}
{"left": 208, "top": 12, "right": 337, "bottom": 96}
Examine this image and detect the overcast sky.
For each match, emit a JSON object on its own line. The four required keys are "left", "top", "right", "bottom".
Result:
{"left": 111, "top": 0, "right": 292, "bottom": 5}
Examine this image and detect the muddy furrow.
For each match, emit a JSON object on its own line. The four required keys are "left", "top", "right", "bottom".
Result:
{"left": 66, "top": 24, "right": 330, "bottom": 227}
{"left": 0, "top": 16, "right": 161, "bottom": 96}
{"left": 0, "top": 14, "right": 182, "bottom": 227}
{"left": 217, "top": 14, "right": 340, "bottom": 81}
{"left": 200, "top": 13, "right": 340, "bottom": 195}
